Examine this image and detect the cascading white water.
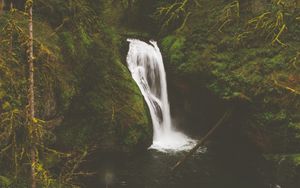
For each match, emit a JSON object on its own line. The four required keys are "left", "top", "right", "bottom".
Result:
{"left": 126, "top": 39, "right": 196, "bottom": 152}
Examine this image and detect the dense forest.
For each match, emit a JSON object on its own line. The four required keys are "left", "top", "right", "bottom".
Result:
{"left": 0, "top": 0, "right": 299, "bottom": 187}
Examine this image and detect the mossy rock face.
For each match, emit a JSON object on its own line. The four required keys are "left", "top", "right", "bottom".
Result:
{"left": 56, "top": 33, "right": 152, "bottom": 152}
{"left": 112, "top": 59, "right": 152, "bottom": 151}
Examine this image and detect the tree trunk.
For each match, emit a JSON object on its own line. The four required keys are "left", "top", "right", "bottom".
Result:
{"left": 26, "top": 0, "right": 36, "bottom": 188}
{"left": 296, "top": 0, "right": 300, "bottom": 7}
{"left": 0, "top": 0, "right": 4, "bottom": 14}
{"left": 171, "top": 109, "right": 233, "bottom": 171}
{"left": 9, "top": 2, "right": 13, "bottom": 54}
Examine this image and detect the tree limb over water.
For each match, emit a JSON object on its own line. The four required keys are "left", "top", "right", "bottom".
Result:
{"left": 171, "top": 109, "right": 233, "bottom": 171}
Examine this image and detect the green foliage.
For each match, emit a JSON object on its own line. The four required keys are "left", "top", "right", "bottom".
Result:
{"left": 156, "top": 0, "right": 190, "bottom": 31}
{"left": 0, "top": 176, "right": 12, "bottom": 187}
{"left": 60, "top": 32, "right": 75, "bottom": 55}
{"left": 162, "top": 35, "right": 186, "bottom": 65}
{"left": 160, "top": 0, "right": 300, "bottom": 158}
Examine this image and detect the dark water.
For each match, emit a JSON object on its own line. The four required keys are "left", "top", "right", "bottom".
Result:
{"left": 83, "top": 148, "right": 267, "bottom": 188}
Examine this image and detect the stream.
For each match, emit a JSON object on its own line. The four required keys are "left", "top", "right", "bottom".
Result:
{"left": 84, "top": 148, "right": 266, "bottom": 188}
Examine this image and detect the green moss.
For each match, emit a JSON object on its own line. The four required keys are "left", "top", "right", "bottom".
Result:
{"left": 56, "top": 30, "right": 151, "bottom": 151}
{"left": 293, "top": 154, "right": 300, "bottom": 165}
{"left": 60, "top": 32, "right": 76, "bottom": 55}
{"left": 0, "top": 176, "right": 12, "bottom": 187}
{"left": 162, "top": 35, "right": 186, "bottom": 65}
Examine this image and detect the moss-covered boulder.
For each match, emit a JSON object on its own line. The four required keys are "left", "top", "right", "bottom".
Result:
{"left": 55, "top": 33, "right": 152, "bottom": 152}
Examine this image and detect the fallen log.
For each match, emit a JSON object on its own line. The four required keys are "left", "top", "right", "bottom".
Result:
{"left": 171, "top": 109, "right": 233, "bottom": 171}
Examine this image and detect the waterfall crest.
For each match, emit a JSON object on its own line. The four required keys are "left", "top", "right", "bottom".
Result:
{"left": 126, "top": 39, "right": 195, "bottom": 152}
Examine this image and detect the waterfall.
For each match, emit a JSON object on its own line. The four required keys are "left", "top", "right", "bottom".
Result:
{"left": 126, "top": 39, "right": 195, "bottom": 152}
